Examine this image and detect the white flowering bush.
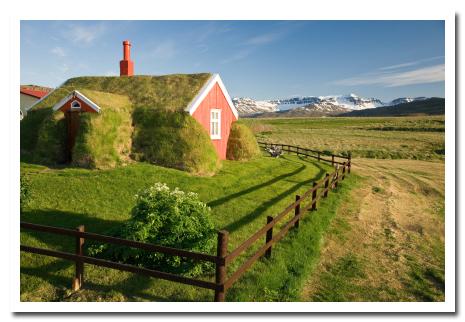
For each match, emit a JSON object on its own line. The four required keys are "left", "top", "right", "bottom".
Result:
{"left": 88, "top": 183, "right": 216, "bottom": 276}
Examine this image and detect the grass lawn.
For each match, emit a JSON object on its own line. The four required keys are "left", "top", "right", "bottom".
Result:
{"left": 241, "top": 116, "right": 445, "bottom": 160}
{"left": 20, "top": 153, "right": 356, "bottom": 301}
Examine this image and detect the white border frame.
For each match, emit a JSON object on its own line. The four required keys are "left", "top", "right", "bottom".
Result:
{"left": 7, "top": 4, "right": 456, "bottom": 314}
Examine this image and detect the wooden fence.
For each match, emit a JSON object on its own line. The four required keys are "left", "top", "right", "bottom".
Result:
{"left": 20, "top": 144, "right": 351, "bottom": 302}
{"left": 258, "top": 141, "right": 351, "bottom": 169}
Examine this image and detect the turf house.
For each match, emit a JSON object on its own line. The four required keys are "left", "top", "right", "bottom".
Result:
{"left": 21, "top": 40, "right": 259, "bottom": 175}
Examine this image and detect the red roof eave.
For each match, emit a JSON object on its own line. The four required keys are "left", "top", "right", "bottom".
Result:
{"left": 20, "top": 88, "right": 50, "bottom": 99}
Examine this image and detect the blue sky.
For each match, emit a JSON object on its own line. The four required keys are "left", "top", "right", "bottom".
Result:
{"left": 21, "top": 20, "right": 445, "bottom": 101}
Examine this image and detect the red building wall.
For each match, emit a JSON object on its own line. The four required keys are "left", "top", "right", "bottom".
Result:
{"left": 192, "top": 82, "right": 237, "bottom": 160}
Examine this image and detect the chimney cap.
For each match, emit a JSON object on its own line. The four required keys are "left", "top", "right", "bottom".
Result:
{"left": 123, "top": 40, "right": 131, "bottom": 45}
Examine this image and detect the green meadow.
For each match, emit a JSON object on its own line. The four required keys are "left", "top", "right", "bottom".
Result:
{"left": 241, "top": 116, "right": 445, "bottom": 160}
{"left": 21, "top": 153, "right": 356, "bottom": 301}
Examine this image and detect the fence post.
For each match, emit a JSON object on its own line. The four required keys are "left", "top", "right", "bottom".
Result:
{"left": 331, "top": 155, "right": 335, "bottom": 166}
{"left": 348, "top": 153, "right": 352, "bottom": 174}
{"left": 215, "top": 230, "right": 229, "bottom": 302}
{"left": 265, "top": 216, "right": 273, "bottom": 258}
{"left": 294, "top": 195, "right": 301, "bottom": 228}
{"left": 334, "top": 165, "right": 340, "bottom": 189}
{"left": 323, "top": 173, "right": 329, "bottom": 198}
{"left": 342, "top": 162, "right": 346, "bottom": 180}
{"left": 312, "top": 182, "right": 317, "bottom": 210}
{"left": 72, "top": 225, "right": 85, "bottom": 291}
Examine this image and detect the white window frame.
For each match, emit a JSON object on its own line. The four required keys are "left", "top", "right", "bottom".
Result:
{"left": 210, "top": 109, "right": 221, "bottom": 140}
{"left": 70, "top": 100, "right": 81, "bottom": 110}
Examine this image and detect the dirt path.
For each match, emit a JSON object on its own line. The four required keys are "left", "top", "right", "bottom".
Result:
{"left": 301, "top": 158, "right": 445, "bottom": 302}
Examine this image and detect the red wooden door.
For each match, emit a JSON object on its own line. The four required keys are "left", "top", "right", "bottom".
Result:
{"left": 66, "top": 110, "right": 80, "bottom": 163}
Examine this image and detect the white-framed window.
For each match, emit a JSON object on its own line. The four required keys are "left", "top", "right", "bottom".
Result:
{"left": 210, "top": 109, "right": 221, "bottom": 139}
{"left": 71, "top": 100, "right": 81, "bottom": 110}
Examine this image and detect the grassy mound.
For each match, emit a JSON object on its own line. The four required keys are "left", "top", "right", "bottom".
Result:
{"left": 132, "top": 108, "right": 220, "bottom": 176}
{"left": 27, "top": 89, "right": 133, "bottom": 169}
{"left": 21, "top": 74, "right": 220, "bottom": 175}
{"left": 72, "top": 89, "right": 133, "bottom": 169}
{"left": 226, "top": 123, "right": 260, "bottom": 161}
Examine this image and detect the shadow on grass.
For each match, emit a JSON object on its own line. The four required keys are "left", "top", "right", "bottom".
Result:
{"left": 223, "top": 161, "right": 327, "bottom": 233}
{"left": 21, "top": 260, "right": 179, "bottom": 301}
{"left": 21, "top": 209, "right": 124, "bottom": 238}
{"left": 20, "top": 209, "right": 195, "bottom": 302}
{"left": 208, "top": 162, "right": 307, "bottom": 209}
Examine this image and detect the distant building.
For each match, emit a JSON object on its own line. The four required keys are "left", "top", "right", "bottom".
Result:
{"left": 20, "top": 86, "right": 52, "bottom": 119}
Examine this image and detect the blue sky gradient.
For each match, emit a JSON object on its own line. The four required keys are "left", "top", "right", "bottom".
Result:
{"left": 21, "top": 20, "right": 445, "bottom": 101}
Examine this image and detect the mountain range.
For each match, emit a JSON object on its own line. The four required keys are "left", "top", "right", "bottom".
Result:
{"left": 233, "top": 94, "right": 431, "bottom": 116}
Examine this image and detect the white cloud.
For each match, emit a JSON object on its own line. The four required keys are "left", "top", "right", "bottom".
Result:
{"left": 50, "top": 46, "right": 66, "bottom": 57}
{"left": 379, "top": 56, "right": 444, "bottom": 71}
{"left": 65, "top": 23, "right": 106, "bottom": 44}
{"left": 334, "top": 64, "right": 445, "bottom": 87}
{"left": 221, "top": 49, "right": 252, "bottom": 64}
{"left": 222, "top": 32, "right": 282, "bottom": 64}
{"left": 151, "top": 41, "right": 176, "bottom": 60}
{"left": 245, "top": 32, "right": 282, "bottom": 46}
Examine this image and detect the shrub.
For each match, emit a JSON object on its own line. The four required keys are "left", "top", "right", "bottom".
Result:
{"left": 88, "top": 183, "right": 216, "bottom": 276}
{"left": 20, "top": 175, "right": 31, "bottom": 210}
{"left": 226, "top": 123, "right": 261, "bottom": 161}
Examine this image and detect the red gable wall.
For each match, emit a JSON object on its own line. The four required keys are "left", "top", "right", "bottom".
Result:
{"left": 57, "top": 95, "right": 98, "bottom": 114}
{"left": 192, "top": 82, "right": 237, "bottom": 160}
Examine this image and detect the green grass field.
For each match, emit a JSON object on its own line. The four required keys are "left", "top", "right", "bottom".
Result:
{"left": 20, "top": 115, "right": 445, "bottom": 302}
{"left": 242, "top": 116, "right": 444, "bottom": 160}
{"left": 20, "top": 153, "right": 356, "bottom": 301}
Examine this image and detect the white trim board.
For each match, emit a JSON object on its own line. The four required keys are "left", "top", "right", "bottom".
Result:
{"left": 185, "top": 73, "right": 239, "bottom": 120}
{"left": 52, "top": 90, "right": 101, "bottom": 113}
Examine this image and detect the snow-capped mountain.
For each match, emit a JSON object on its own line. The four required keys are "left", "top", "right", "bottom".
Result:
{"left": 270, "top": 94, "right": 384, "bottom": 111}
{"left": 389, "top": 97, "right": 428, "bottom": 106}
{"left": 233, "top": 94, "right": 430, "bottom": 116}
{"left": 232, "top": 97, "right": 279, "bottom": 115}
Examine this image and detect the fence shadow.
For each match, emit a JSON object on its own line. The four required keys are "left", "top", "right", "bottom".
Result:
{"left": 20, "top": 209, "right": 126, "bottom": 252}
{"left": 208, "top": 158, "right": 311, "bottom": 209}
{"left": 223, "top": 161, "right": 327, "bottom": 233}
{"left": 21, "top": 259, "right": 184, "bottom": 302}
{"left": 20, "top": 209, "right": 198, "bottom": 302}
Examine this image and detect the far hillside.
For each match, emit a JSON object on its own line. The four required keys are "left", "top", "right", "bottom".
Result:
{"left": 339, "top": 97, "right": 445, "bottom": 117}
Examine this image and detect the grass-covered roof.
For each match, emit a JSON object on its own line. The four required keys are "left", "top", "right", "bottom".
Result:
{"left": 32, "top": 73, "right": 212, "bottom": 112}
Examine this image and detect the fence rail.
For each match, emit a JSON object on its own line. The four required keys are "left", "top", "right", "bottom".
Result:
{"left": 258, "top": 141, "right": 351, "bottom": 168}
{"left": 20, "top": 143, "right": 351, "bottom": 302}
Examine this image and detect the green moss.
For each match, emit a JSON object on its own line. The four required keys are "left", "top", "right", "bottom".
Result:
{"left": 226, "top": 123, "right": 260, "bottom": 161}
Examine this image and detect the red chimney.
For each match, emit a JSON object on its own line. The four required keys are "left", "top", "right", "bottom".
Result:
{"left": 120, "top": 40, "right": 134, "bottom": 76}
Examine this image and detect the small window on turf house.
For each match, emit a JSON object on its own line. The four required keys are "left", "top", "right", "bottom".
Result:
{"left": 210, "top": 109, "right": 221, "bottom": 139}
{"left": 71, "top": 100, "right": 81, "bottom": 110}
